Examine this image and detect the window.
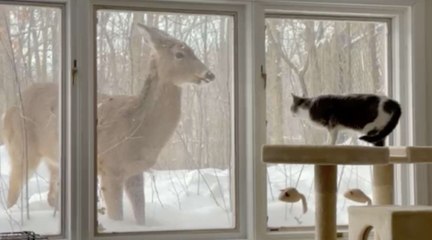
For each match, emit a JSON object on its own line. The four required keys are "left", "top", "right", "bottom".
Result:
{"left": 0, "top": 3, "right": 64, "bottom": 236}
{"left": 95, "top": 8, "right": 237, "bottom": 234}
{"left": 254, "top": 1, "right": 427, "bottom": 239}
{"left": 1, "top": 0, "right": 429, "bottom": 239}
{"left": 265, "top": 16, "right": 390, "bottom": 229}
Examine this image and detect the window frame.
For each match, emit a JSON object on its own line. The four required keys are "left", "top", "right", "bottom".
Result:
{"left": 252, "top": 0, "right": 428, "bottom": 239}
{"left": 74, "top": 0, "right": 249, "bottom": 240}
{"left": 1, "top": 0, "right": 427, "bottom": 240}
{"left": 263, "top": 11, "right": 393, "bottom": 229}
{"left": 0, "top": 0, "right": 69, "bottom": 238}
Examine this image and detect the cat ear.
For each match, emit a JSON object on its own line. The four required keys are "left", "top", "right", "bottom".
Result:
{"left": 292, "top": 93, "right": 303, "bottom": 104}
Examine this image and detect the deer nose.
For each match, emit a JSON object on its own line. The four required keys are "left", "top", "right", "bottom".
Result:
{"left": 205, "top": 71, "right": 215, "bottom": 81}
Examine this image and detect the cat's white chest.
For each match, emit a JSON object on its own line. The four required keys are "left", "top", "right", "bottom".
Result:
{"left": 294, "top": 108, "right": 311, "bottom": 120}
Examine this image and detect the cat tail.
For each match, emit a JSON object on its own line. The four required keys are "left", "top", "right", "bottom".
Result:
{"left": 359, "top": 100, "right": 401, "bottom": 144}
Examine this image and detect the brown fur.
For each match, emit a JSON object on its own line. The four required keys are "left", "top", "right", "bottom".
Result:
{"left": 3, "top": 24, "right": 215, "bottom": 225}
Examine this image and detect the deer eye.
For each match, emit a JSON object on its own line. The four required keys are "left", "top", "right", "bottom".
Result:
{"left": 175, "top": 52, "right": 185, "bottom": 59}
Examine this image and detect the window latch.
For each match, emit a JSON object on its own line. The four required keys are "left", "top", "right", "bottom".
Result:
{"left": 261, "top": 65, "right": 267, "bottom": 89}
{"left": 72, "top": 60, "right": 78, "bottom": 85}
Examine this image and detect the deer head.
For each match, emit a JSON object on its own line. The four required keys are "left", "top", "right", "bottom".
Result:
{"left": 137, "top": 23, "right": 215, "bottom": 86}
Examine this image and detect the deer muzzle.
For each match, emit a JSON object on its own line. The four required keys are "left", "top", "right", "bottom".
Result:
{"left": 194, "top": 70, "right": 215, "bottom": 84}
{"left": 204, "top": 71, "right": 215, "bottom": 81}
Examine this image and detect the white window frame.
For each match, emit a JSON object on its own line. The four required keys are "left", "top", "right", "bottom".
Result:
{"left": 0, "top": 0, "right": 70, "bottom": 238}
{"left": 73, "top": 0, "right": 249, "bottom": 240}
{"left": 2, "top": 0, "right": 428, "bottom": 240}
{"left": 252, "top": 0, "right": 427, "bottom": 240}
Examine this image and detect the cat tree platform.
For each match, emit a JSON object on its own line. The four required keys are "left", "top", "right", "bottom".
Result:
{"left": 262, "top": 145, "right": 432, "bottom": 240}
{"left": 348, "top": 206, "right": 432, "bottom": 240}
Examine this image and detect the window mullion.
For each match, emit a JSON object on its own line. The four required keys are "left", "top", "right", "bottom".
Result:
{"left": 252, "top": 3, "right": 272, "bottom": 240}
{"left": 74, "top": 0, "right": 95, "bottom": 239}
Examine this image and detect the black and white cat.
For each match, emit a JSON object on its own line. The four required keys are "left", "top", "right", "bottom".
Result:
{"left": 290, "top": 93, "right": 402, "bottom": 146}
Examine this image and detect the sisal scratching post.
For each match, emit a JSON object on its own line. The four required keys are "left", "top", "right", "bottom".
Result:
{"left": 372, "top": 164, "right": 394, "bottom": 205}
{"left": 315, "top": 165, "right": 337, "bottom": 240}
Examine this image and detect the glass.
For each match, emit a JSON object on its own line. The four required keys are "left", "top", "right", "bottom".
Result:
{"left": 0, "top": 4, "right": 63, "bottom": 235}
{"left": 96, "top": 10, "right": 235, "bottom": 233}
{"left": 265, "top": 17, "right": 389, "bottom": 229}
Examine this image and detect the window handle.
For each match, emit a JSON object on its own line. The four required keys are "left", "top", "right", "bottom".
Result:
{"left": 72, "top": 60, "right": 78, "bottom": 85}
{"left": 261, "top": 65, "right": 267, "bottom": 89}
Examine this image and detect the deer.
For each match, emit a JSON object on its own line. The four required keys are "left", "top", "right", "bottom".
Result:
{"left": 3, "top": 23, "right": 215, "bottom": 225}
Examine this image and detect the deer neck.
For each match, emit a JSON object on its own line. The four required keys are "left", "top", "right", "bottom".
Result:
{"left": 134, "top": 59, "right": 181, "bottom": 118}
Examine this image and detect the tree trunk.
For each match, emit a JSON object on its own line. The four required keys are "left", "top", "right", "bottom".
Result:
{"left": 266, "top": 20, "right": 284, "bottom": 144}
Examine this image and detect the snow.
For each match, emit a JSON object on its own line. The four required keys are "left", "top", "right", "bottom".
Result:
{"left": 0, "top": 145, "right": 372, "bottom": 235}
{"left": 0, "top": 146, "right": 235, "bottom": 234}
{"left": 97, "top": 169, "right": 234, "bottom": 232}
{"left": 0, "top": 145, "right": 60, "bottom": 234}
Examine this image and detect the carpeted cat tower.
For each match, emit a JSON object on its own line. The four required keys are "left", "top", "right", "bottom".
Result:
{"left": 263, "top": 145, "right": 432, "bottom": 240}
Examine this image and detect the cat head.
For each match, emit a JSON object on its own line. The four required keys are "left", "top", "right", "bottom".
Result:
{"left": 290, "top": 93, "right": 310, "bottom": 115}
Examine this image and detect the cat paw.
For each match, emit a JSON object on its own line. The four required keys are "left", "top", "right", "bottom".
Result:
{"left": 359, "top": 135, "right": 374, "bottom": 143}
{"left": 359, "top": 135, "right": 384, "bottom": 146}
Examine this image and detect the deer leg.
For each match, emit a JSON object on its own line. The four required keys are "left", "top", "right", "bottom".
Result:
{"left": 7, "top": 166, "right": 25, "bottom": 208}
{"left": 47, "top": 163, "right": 60, "bottom": 208}
{"left": 101, "top": 175, "right": 124, "bottom": 221}
{"left": 125, "top": 173, "right": 145, "bottom": 225}
{"left": 7, "top": 152, "right": 40, "bottom": 208}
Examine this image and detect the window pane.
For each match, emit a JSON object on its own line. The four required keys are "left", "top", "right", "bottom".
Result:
{"left": 265, "top": 17, "right": 388, "bottom": 229}
{"left": 0, "top": 5, "right": 62, "bottom": 235}
{"left": 96, "top": 10, "right": 235, "bottom": 233}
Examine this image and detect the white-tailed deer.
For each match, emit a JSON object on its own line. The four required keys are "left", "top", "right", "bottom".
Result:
{"left": 3, "top": 24, "right": 215, "bottom": 225}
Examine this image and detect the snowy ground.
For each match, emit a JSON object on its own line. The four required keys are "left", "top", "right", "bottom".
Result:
{"left": 0, "top": 145, "right": 60, "bottom": 234}
{"left": 266, "top": 164, "right": 372, "bottom": 228}
{"left": 0, "top": 145, "right": 372, "bottom": 235}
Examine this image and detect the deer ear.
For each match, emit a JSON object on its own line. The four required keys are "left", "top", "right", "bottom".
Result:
{"left": 136, "top": 23, "right": 172, "bottom": 49}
